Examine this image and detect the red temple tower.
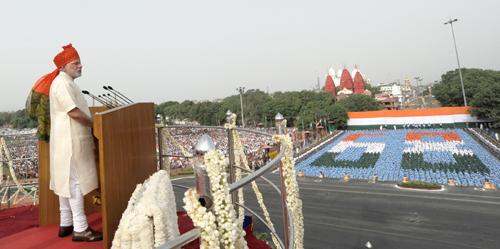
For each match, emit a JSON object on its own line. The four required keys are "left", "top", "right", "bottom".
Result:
{"left": 324, "top": 75, "right": 336, "bottom": 97}
{"left": 353, "top": 71, "right": 366, "bottom": 94}
{"left": 339, "top": 68, "right": 354, "bottom": 91}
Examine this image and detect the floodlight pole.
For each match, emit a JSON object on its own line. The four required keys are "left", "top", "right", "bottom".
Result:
{"left": 444, "top": 18, "right": 467, "bottom": 106}
{"left": 237, "top": 86, "right": 246, "bottom": 127}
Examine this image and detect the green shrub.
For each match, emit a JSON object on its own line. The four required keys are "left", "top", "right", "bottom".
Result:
{"left": 398, "top": 181, "right": 441, "bottom": 190}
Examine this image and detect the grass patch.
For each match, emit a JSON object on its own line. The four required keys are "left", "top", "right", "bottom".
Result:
{"left": 170, "top": 167, "right": 194, "bottom": 178}
{"left": 398, "top": 181, "right": 442, "bottom": 190}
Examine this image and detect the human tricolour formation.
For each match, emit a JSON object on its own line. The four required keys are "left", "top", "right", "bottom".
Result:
{"left": 299, "top": 129, "right": 500, "bottom": 187}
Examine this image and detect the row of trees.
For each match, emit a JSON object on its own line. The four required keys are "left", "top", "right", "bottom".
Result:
{"left": 432, "top": 68, "right": 500, "bottom": 128}
{"left": 0, "top": 89, "right": 381, "bottom": 130}
{"left": 156, "top": 90, "right": 381, "bottom": 129}
{"left": 0, "top": 109, "right": 37, "bottom": 129}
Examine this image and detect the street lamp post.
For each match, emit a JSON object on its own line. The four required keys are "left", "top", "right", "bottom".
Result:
{"left": 236, "top": 86, "right": 245, "bottom": 127}
{"left": 444, "top": 18, "right": 467, "bottom": 106}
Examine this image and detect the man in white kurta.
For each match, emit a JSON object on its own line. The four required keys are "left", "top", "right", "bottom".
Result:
{"left": 46, "top": 44, "right": 102, "bottom": 242}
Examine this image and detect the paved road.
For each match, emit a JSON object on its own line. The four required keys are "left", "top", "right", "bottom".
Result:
{"left": 172, "top": 173, "right": 500, "bottom": 249}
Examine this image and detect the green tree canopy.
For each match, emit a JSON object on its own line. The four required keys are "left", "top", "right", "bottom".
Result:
{"left": 153, "top": 88, "right": 382, "bottom": 129}
{"left": 338, "top": 94, "right": 381, "bottom": 112}
{"left": 433, "top": 68, "right": 500, "bottom": 127}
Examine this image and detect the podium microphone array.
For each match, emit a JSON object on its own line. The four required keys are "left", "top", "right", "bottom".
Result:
{"left": 103, "top": 86, "right": 134, "bottom": 104}
{"left": 82, "top": 85, "right": 134, "bottom": 109}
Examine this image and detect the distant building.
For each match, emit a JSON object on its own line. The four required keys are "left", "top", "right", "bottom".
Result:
{"left": 375, "top": 95, "right": 400, "bottom": 110}
{"left": 376, "top": 82, "right": 405, "bottom": 110}
{"left": 323, "top": 66, "right": 370, "bottom": 99}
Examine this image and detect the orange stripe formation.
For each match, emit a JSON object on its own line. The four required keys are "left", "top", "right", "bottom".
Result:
{"left": 343, "top": 133, "right": 383, "bottom": 141}
{"left": 405, "top": 132, "right": 462, "bottom": 142}
{"left": 348, "top": 107, "right": 472, "bottom": 119}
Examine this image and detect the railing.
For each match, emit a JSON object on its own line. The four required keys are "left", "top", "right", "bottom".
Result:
{"left": 155, "top": 112, "right": 295, "bottom": 249}
{"left": 467, "top": 128, "right": 500, "bottom": 159}
{"left": 294, "top": 130, "right": 344, "bottom": 164}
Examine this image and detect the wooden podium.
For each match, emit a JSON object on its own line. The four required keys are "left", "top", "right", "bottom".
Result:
{"left": 37, "top": 103, "right": 158, "bottom": 248}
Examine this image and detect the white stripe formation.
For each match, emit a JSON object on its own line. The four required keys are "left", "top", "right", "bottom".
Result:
{"left": 403, "top": 141, "right": 473, "bottom": 156}
{"left": 329, "top": 141, "right": 385, "bottom": 154}
{"left": 348, "top": 114, "right": 481, "bottom": 126}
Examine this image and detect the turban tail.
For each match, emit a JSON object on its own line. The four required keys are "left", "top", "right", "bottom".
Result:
{"left": 26, "top": 44, "right": 80, "bottom": 141}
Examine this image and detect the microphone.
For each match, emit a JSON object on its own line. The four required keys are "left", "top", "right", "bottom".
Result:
{"left": 105, "top": 93, "right": 127, "bottom": 106}
{"left": 98, "top": 94, "right": 118, "bottom": 108}
{"left": 82, "top": 90, "right": 113, "bottom": 108}
{"left": 101, "top": 93, "right": 124, "bottom": 107}
{"left": 104, "top": 86, "right": 133, "bottom": 104}
{"left": 103, "top": 86, "right": 132, "bottom": 105}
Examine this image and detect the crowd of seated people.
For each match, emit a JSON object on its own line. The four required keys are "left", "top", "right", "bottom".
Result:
{"left": 160, "top": 127, "right": 273, "bottom": 169}
{"left": 0, "top": 129, "right": 38, "bottom": 182}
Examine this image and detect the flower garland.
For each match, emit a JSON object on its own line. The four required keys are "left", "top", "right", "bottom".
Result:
{"left": 112, "top": 170, "right": 180, "bottom": 249}
{"left": 184, "top": 188, "right": 220, "bottom": 248}
{"left": 231, "top": 128, "right": 281, "bottom": 249}
{"left": 273, "top": 134, "right": 304, "bottom": 249}
{"left": 224, "top": 115, "right": 247, "bottom": 231}
{"left": 183, "top": 150, "right": 247, "bottom": 249}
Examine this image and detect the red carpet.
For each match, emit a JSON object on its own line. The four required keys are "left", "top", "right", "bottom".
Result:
{"left": 0, "top": 206, "right": 270, "bottom": 249}
{"left": 0, "top": 205, "right": 39, "bottom": 239}
{"left": 0, "top": 210, "right": 103, "bottom": 249}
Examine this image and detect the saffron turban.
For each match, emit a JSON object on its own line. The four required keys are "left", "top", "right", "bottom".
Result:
{"left": 27, "top": 43, "right": 80, "bottom": 141}
{"left": 33, "top": 44, "right": 81, "bottom": 95}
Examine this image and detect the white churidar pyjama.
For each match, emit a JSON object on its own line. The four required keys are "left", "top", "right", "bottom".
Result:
{"left": 59, "top": 166, "right": 88, "bottom": 233}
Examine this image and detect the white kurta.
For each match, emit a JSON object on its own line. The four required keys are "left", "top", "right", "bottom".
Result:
{"left": 49, "top": 71, "right": 98, "bottom": 198}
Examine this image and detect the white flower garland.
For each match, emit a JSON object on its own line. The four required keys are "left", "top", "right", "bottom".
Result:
{"left": 224, "top": 115, "right": 248, "bottom": 232}
{"left": 273, "top": 134, "right": 304, "bottom": 249}
{"left": 231, "top": 128, "right": 281, "bottom": 249}
{"left": 183, "top": 150, "right": 247, "bottom": 249}
{"left": 112, "top": 170, "right": 180, "bottom": 249}
{"left": 184, "top": 188, "right": 220, "bottom": 248}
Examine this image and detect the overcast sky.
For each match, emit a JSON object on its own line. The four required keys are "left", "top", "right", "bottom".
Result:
{"left": 1, "top": 0, "right": 499, "bottom": 111}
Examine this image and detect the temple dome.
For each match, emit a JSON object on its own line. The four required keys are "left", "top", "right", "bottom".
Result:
{"left": 339, "top": 68, "right": 354, "bottom": 91}
{"left": 323, "top": 75, "right": 336, "bottom": 96}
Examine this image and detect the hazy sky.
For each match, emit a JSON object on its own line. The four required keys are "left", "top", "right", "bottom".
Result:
{"left": 1, "top": 0, "right": 499, "bottom": 111}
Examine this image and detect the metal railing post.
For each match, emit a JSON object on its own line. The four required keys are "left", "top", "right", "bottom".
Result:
{"left": 157, "top": 126, "right": 164, "bottom": 171}
{"left": 226, "top": 110, "right": 238, "bottom": 207}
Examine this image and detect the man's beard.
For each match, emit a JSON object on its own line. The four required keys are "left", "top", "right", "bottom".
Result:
{"left": 74, "top": 71, "right": 82, "bottom": 79}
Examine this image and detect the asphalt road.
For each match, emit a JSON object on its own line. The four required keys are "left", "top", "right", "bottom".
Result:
{"left": 172, "top": 173, "right": 500, "bottom": 249}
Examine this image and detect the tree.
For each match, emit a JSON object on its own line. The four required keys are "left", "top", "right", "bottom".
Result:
{"left": 433, "top": 68, "right": 500, "bottom": 127}
{"left": 10, "top": 109, "right": 37, "bottom": 129}
{"left": 471, "top": 82, "right": 500, "bottom": 128}
{"left": 433, "top": 68, "right": 500, "bottom": 106}
{"left": 0, "top": 112, "right": 13, "bottom": 127}
{"left": 326, "top": 104, "right": 348, "bottom": 129}
{"left": 338, "top": 94, "right": 381, "bottom": 112}
{"left": 365, "top": 83, "right": 381, "bottom": 95}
